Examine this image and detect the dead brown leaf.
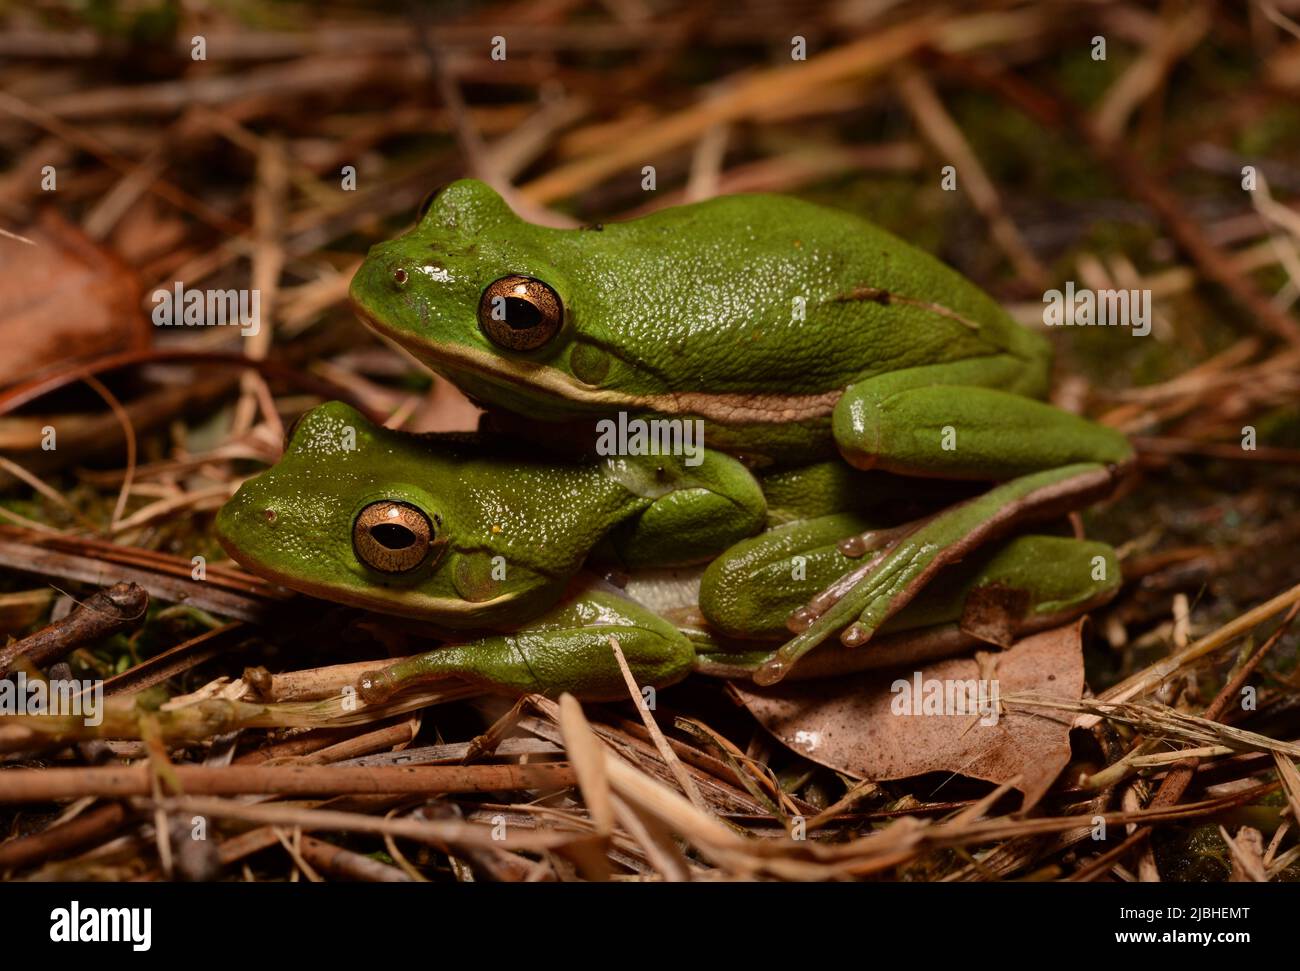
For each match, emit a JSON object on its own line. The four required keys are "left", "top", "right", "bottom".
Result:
{"left": 0, "top": 210, "right": 147, "bottom": 386}
{"left": 732, "top": 622, "right": 1086, "bottom": 810}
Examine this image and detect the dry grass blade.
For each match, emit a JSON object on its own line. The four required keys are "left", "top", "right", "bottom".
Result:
{"left": 160, "top": 796, "right": 585, "bottom": 854}
{"left": 607, "top": 635, "right": 709, "bottom": 814}
{"left": 1221, "top": 825, "right": 1269, "bottom": 882}
{"left": 1011, "top": 696, "right": 1300, "bottom": 763}
{"left": 557, "top": 693, "right": 616, "bottom": 836}
{"left": 895, "top": 65, "right": 1047, "bottom": 287}
{"left": 1088, "top": 581, "right": 1300, "bottom": 720}
{"left": 1272, "top": 752, "right": 1300, "bottom": 826}
{"left": 520, "top": 17, "right": 940, "bottom": 203}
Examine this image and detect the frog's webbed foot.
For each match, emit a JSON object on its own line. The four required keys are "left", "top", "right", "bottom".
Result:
{"left": 784, "top": 517, "right": 939, "bottom": 633}
{"left": 753, "top": 462, "right": 1125, "bottom": 685}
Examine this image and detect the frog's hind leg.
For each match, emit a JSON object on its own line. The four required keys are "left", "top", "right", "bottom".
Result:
{"left": 754, "top": 463, "right": 1126, "bottom": 684}
{"left": 700, "top": 533, "right": 1121, "bottom": 680}
{"left": 753, "top": 363, "right": 1134, "bottom": 685}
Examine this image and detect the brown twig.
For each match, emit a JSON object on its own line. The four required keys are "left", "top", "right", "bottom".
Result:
{"left": 0, "top": 803, "right": 129, "bottom": 872}
{"left": 0, "top": 349, "right": 385, "bottom": 423}
{"left": 0, "top": 762, "right": 578, "bottom": 802}
{"left": 0, "top": 581, "right": 147, "bottom": 675}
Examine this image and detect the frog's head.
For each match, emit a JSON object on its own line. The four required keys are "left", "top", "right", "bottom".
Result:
{"left": 215, "top": 401, "right": 554, "bottom": 627}
{"left": 350, "top": 179, "right": 635, "bottom": 420}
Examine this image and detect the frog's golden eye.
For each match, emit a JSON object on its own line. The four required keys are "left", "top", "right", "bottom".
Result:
{"left": 353, "top": 501, "right": 439, "bottom": 574}
{"left": 478, "top": 275, "right": 563, "bottom": 352}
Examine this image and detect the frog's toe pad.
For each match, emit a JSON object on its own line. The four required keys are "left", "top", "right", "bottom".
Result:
{"left": 841, "top": 623, "right": 870, "bottom": 647}
{"left": 358, "top": 668, "right": 399, "bottom": 705}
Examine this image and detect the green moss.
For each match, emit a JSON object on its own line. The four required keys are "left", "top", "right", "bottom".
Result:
{"left": 1055, "top": 46, "right": 1130, "bottom": 111}
{"left": 1153, "top": 823, "right": 1233, "bottom": 881}
{"left": 1235, "top": 104, "right": 1300, "bottom": 157}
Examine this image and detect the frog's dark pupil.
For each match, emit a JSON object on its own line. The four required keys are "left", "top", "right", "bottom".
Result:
{"left": 505, "top": 296, "right": 542, "bottom": 330}
{"left": 371, "top": 524, "right": 416, "bottom": 549}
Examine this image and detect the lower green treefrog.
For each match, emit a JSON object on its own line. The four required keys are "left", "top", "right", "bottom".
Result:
{"left": 348, "top": 181, "right": 1133, "bottom": 683}
{"left": 216, "top": 402, "right": 766, "bottom": 629}
{"left": 217, "top": 403, "right": 1120, "bottom": 701}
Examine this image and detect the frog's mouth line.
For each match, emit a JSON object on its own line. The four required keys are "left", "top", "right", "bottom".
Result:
{"left": 217, "top": 530, "right": 523, "bottom": 624}
{"left": 353, "top": 302, "right": 843, "bottom": 426}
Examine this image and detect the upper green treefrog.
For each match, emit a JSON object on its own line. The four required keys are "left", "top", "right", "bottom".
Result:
{"left": 348, "top": 180, "right": 1133, "bottom": 684}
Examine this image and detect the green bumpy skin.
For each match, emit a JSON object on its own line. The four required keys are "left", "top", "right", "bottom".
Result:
{"left": 216, "top": 402, "right": 765, "bottom": 630}
{"left": 349, "top": 179, "right": 1054, "bottom": 467}
{"left": 757, "top": 461, "right": 979, "bottom": 525}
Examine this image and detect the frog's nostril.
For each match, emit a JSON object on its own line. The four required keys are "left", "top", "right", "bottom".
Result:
{"left": 393, "top": 268, "right": 408, "bottom": 287}
{"left": 263, "top": 508, "right": 277, "bottom": 524}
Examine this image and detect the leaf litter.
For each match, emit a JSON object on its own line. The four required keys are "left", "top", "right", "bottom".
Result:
{"left": 1, "top": 1, "right": 1300, "bottom": 882}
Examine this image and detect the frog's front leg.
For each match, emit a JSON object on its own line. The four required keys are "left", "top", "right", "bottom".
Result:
{"left": 358, "top": 587, "right": 695, "bottom": 702}
{"left": 595, "top": 447, "right": 767, "bottom": 568}
{"left": 832, "top": 359, "right": 1133, "bottom": 479}
{"left": 753, "top": 364, "right": 1134, "bottom": 685}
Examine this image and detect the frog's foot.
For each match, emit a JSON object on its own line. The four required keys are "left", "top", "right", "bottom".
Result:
{"left": 698, "top": 532, "right": 1120, "bottom": 680}
{"left": 753, "top": 462, "right": 1124, "bottom": 685}
{"left": 358, "top": 588, "right": 696, "bottom": 702}
{"left": 785, "top": 516, "right": 941, "bottom": 632}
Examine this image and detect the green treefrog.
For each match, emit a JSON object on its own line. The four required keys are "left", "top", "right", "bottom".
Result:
{"left": 217, "top": 403, "right": 1120, "bottom": 701}
{"left": 348, "top": 180, "right": 1134, "bottom": 684}
{"left": 216, "top": 401, "right": 766, "bottom": 629}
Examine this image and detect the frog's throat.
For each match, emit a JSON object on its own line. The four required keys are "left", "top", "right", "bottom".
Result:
{"left": 355, "top": 303, "right": 843, "bottom": 426}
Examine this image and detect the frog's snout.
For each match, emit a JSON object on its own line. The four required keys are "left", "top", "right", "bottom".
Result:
{"left": 215, "top": 483, "right": 279, "bottom": 557}
{"left": 360, "top": 250, "right": 410, "bottom": 293}
{"left": 347, "top": 257, "right": 380, "bottom": 312}
{"left": 348, "top": 249, "right": 415, "bottom": 334}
